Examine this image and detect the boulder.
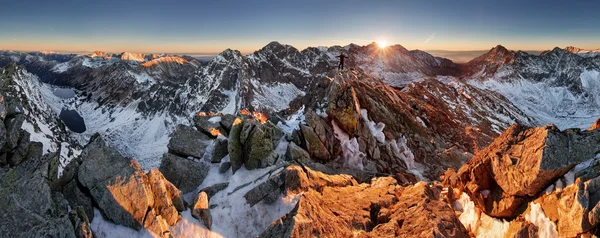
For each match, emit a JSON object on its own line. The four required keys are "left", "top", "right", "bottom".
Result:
{"left": 199, "top": 182, "right": 229, "bottom": 199}
{"left": 211, "top": 135, "right": 228, "bottom": 163}
{"left": 192, "top": 191, "right": 212, "bottom": 229}
{"left": 3, "top": 114, "right": 25, "bottom": 151}
{"left": 167, "top": 124, "right": 211, "bottom": 158}
{"left": 159, "top": 153, "right": 209, "bottom": 193}
{"left": 228, "top": 117, "right": 244, "bottom": 173}
{"left": 456, "top": 124, "right": 600, "bottom": 218}
{"left": 219, "top": 114, "right": 236, "bottom": 133}
{"left": 326, "top": 80, "right": 361, "bottom": 137}
{"left": 285, "top": 142, "right": 310, "bottom": 162}
{"left": 7, "top": 130, "right": 30, "bottom": 166}
{"left": 243, "top": 121, "right": 278, "bottom": 170}
{"left": 193, "top": 115, "right": 223, "bottom": 138}
{"left": 219, "top": 161, "right": 231, "bottom": 174}
{"left": 147, "top": 169, "right": 183, "bottom": 226}
{"left": 77, "top": 137, "right": 153, "bottom": 230}
{"left": 300, "top": 125, "right": 330, "bottom": 161}
{"left": 143, "top": 209, "right": 171, "bottom": 238}
{"left": 77, "top": 136, "right": 184, "bottom": 235}
{"left": 244, "top": 171, "right": 286, "bottom": 206}
{"left": 230, "top": 119, "right": 284, "bottom": 170}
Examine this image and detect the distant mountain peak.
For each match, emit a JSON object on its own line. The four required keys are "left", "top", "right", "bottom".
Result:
{"left": 120, "top": 52, "right": 146, "bottom": 62}
{"left": 89, "top": 50, "right": 108, "bottom": 58}
{"left": 142, "top": 56, "right": 189, "bottom": 67}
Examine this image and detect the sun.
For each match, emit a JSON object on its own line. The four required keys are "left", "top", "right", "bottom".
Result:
{"left": 376, "top": 40, "right": 389, "bottom": 48}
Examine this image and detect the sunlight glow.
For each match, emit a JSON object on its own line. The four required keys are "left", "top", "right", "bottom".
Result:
{"left": 376, "top": 40, "right": 389, "bottom": 48}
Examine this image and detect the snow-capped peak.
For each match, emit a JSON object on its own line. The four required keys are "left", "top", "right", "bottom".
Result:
{"left": 142, "top": 56, "right": 190, "bottom": 67}
{"left": 89, "top": 50, "right": 109, "bottom": 58}
{"left": 120, "top": 52, "right": 146, "bottom": 62}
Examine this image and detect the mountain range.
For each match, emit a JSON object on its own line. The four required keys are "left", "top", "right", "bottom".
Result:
{"left": 1, "top": 41, "right": 600, "bottom": 237}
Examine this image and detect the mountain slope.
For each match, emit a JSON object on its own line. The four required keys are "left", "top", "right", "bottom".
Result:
{"left": 464, "top": 45, "right": 600, "bottom": 129}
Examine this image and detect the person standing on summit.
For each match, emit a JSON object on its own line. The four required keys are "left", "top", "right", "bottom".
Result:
{"left": 337, "top": 53, "right": 346, "bottom": 70}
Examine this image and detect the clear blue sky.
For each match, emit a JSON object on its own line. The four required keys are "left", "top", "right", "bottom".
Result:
{"left": 1, "top": 0, "right": 599, "bottom": 53}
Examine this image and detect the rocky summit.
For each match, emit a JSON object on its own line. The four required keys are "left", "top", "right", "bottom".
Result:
{"left": 1, "top": 41, "right": 600, "bottom": 238}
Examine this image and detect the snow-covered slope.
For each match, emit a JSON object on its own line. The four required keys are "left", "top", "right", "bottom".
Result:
{"left": 465, "top": 45, "right": 600, "bottom": 129}
{"left": 0, "top": 63, "right": 81, "bottom": 172}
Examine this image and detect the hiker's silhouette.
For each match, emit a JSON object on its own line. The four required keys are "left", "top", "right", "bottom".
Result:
{"left": 337, "top": 54, "right": 346, "bottom": 70}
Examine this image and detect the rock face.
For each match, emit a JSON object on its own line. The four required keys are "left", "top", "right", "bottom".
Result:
{"left": 0, "top": 153, "right": 76, "bottom": 237}
{"left": 228, "top": 116, "right": 283, "bottom": 173}
{"left": 259, "top": 165, "right": 468, "bottom": 237}
{"left": 159, "top": 152, "right": 209, "bottom": 193}
{"left": 454, "top": 124, "right": 600, "bottom": 218}
{"left": 77, "top": 135, "right": 184, "bottom": 236}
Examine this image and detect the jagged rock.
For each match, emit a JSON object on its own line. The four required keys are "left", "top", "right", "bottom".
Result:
{"left": 241, "top": 120, "right": 282, "bottom": 170}
{"left": 456, "top": 124, "right": 600, "bottom": 218}
{"left": 244, "top": 171, "right": 286, "bottom": 206}
{"left": 26, "top": 141, "right": 43, "bottom": 159}
{"left": 69, "top": 206, "right": 93, "bottom": 238}
{"left": 7, "top": 130, "right": 30, "bottom": 166}
{"left": 77, "top": 137, "right": 153, "bottom": 230}
{"left": 0, "top": 151, "right": 76, "bottom": 237}
{"left": 531, "top": 176, "right": 600, "bottom": 237}
{"left": 505, "top": 220, "right": 538, "bottom": 238}
{"left": 3, "top": 114, "right": 25, "bottom": 151}
{"left": 211, "top": 135, "right": 228, "bottom": 163}
{"left": 147, "top": 168, "right": 183, "bottom": 226}
{"left": 192, "top": 191, "right": 212, "bottom": 229}
{"left": 261, "top": 175, "right": 468, "bottom": 238}
{"left": 219, "top": 161, "right": 231, "bottom": 174}
{"left": 228, "top": 117, "right": 244, "bottom": 173}
{"left": 64, "top": 179, "right": 95, "bottom": 220}
{"left": 284, "top": 165, "right": 357, "bottom": 193}
{"left": 245, "top": 165, "right": 357, "bottom": 207}
{"left": 0, "top": 92, "right": 6, "bottom": 120}
{"left": 78, "top": 136, "right": 184, "bottom": 236}
{"left": 326, "top": 79, "right": 361, "bottom": 137}
{"left": 300, "top": 125, "right": 329, "bottom": 161}
{"left": 143, "top": 209, "right": 170, "bottom": 238}
{"left": 159, "top": 153, "right": 209, "bottom": 193}
{"left": 0, "top": 121, "right": 6, "bottom": 156}
{"left": 193, "top": 115, "right": 223, "bottom": 138}
{"left": 199, "top": 182, "right": 229, "bottom": 199}
{"left": 220, "top": 114, "right": 236, "bottom": 133}
{"left": 167, "top": 124, "right": 211, "bottom": 158}
{"left": 588, "top": 118, "right": 600, "bottom": 131}
{"left": 285, "top": 142, "right": 310, "bottom": 162}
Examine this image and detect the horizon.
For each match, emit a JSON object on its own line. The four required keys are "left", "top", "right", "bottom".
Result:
{"left": 2, "top": 0, "right": 599, "bottom": 54}
{"left": 0, "top": 41, "right": 561, "bottom": 63}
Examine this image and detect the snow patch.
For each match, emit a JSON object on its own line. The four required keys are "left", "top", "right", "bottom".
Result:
{"left": 360, "top": 109, "right": 385, "bottom": 143}
{"left": 390, "top": 136, "right": 425, "bottom": 180}
{"left": 525, "top": 202, "right": 558, "bottom": 237}
{"left": 250, "top": 79, "right": 305, "bottom": 112}
{"left": 332, "top": 121, "right": 364, "bottom": 170}
{"left": 277, "top": 105, "right": 305, "bottom": 135}
{"left": 454, "top": 193, "right": 510, "bottom": 237}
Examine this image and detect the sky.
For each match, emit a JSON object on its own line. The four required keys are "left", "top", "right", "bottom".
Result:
{"left": 1, "top": 0, "right": 599, "bottom": 54}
